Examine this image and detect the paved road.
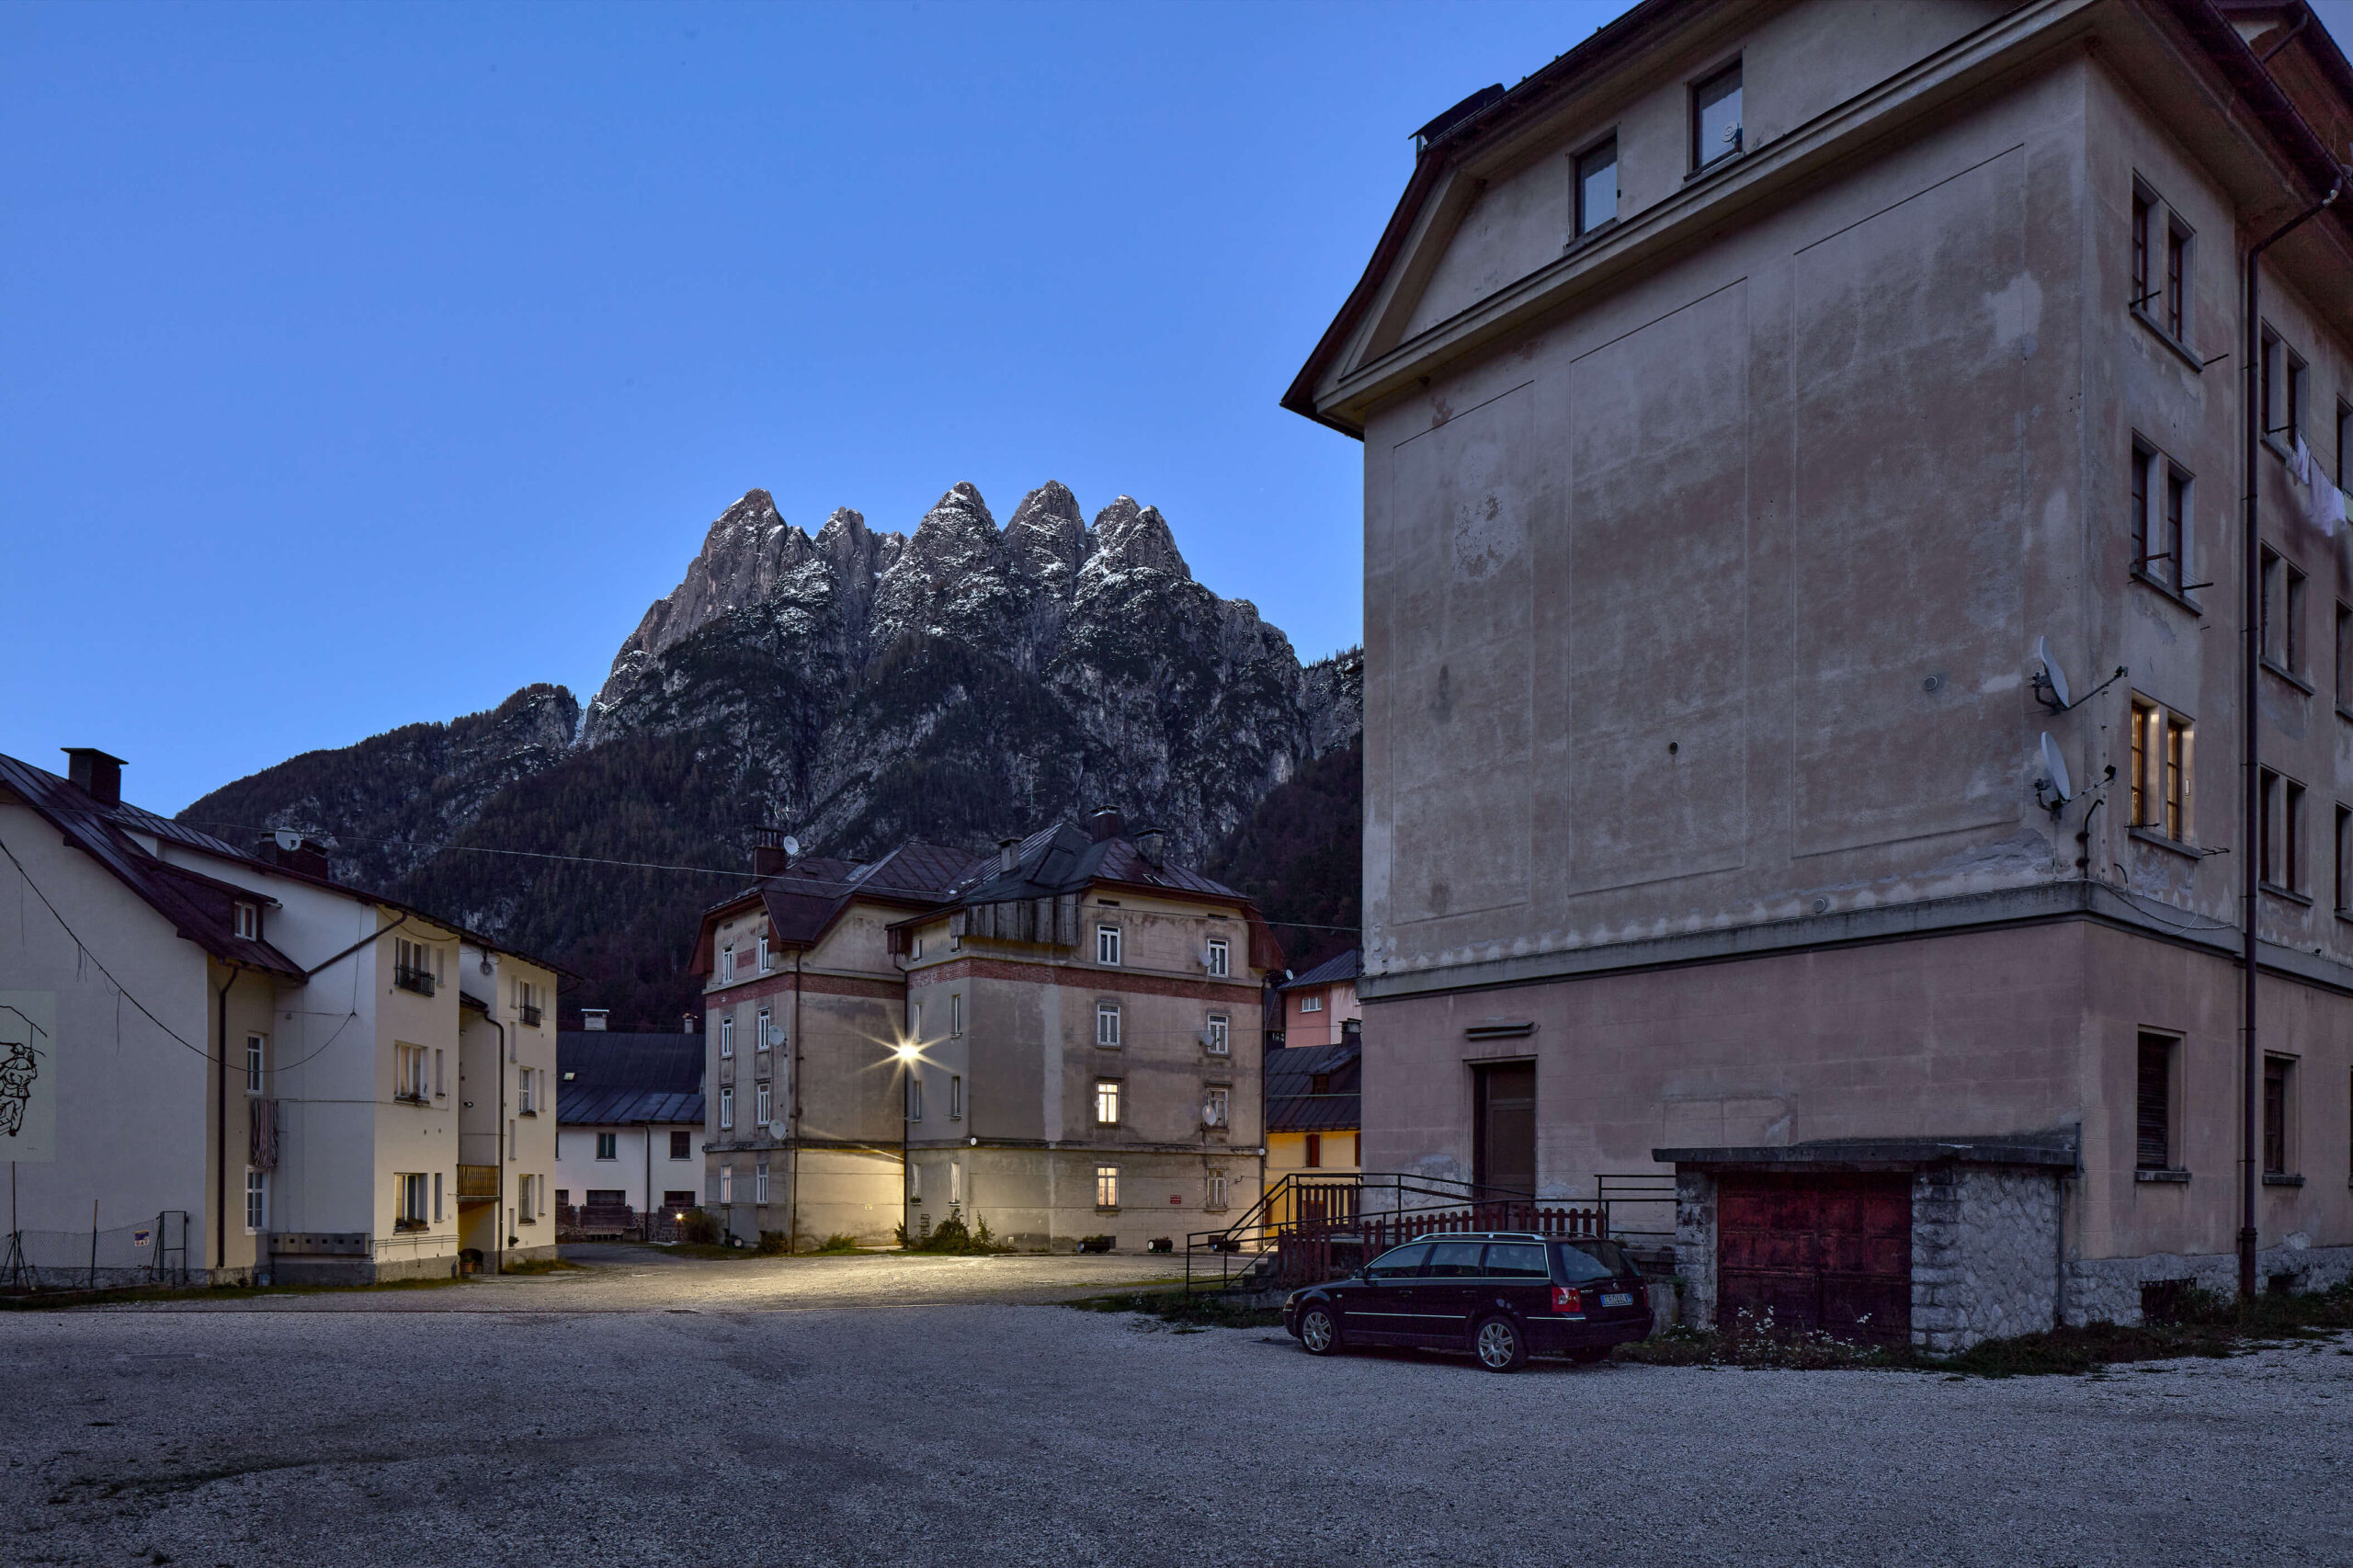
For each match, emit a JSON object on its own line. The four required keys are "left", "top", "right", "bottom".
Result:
{"left": 10, "top": 1247, "right": 2352, "bottom": 1567}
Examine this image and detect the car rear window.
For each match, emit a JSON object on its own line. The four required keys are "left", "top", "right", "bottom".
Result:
{"left": 1552, "top": 1239, "right": 1631, "bottom": 1281}
{"left": 1483, "top": 1243, "right": 1549, "bottom": 1278}
{"left": 1367, "top": 1243, "right": 1431, "bottom": 1280}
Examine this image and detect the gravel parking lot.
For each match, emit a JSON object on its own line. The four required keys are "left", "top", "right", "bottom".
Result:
{"left": 9, "top": 1246, "right": 2353, "bottom": 1567}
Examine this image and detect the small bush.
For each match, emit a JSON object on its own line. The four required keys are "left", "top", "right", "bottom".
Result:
{"left": 813, "top": 1233, "right": 862, "bottom": 1255}
{"left": 1074, "top": 1289, "right": 1285, "bottom": 1329}
{"left": 756, "top": 1231, "right": 790, "bottom": 1256}
{"left": 674, "top": 1208, "right": 722, "bottom": 1245}
{"left": 896, "top": 1213, "right": 1013, "bottom": 1255}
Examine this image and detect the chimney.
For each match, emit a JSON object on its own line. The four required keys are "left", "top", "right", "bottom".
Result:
{"left": 998, "top": 836, "right": 1020, "bottom": 873}
{"left": 1134, "top": 826, "right": 1166, "bottom": 868}
{"left": 255, "top": 831, "right": 332, "bottom": 880}
{"left": 683, "top": 1014, "right": 699, "bottom": 1033}
{"left": 581, "top": 1008, "right": 608, "bottom": 1031}
{"left": 751, "top": 826, "right": 791, "bottom": 878}
{"left": 1088, "top": 809, "right": 1124, "bottom": 843}
{"left": 62, "top": 748, "right": 125, "bottom": 808}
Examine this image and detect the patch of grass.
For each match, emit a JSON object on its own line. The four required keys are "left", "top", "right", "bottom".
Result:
{"left": 1069, "top": 1289, "right": 1287, "bottom": 1330}
{"left": 811, "top": 1233, "right": 864, "bottom": 1255}
{"left": 0, "top": 1277, "right": 465, "bottom": 1311}
{"left": 1615, "top": 1281, "right": 2353, "bottom": 1377}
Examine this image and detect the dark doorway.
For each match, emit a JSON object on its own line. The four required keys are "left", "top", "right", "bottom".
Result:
{"left": 1472, "top": 1062, "right": 1536, "bottom": 1197}
{"left": 1714, "top": 1172, "right": 1912, "bottom": 1345}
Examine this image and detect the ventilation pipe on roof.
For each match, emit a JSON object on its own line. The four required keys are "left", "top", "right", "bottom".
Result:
{"left": 998, "top": 837, "right": 1019, "bottom": 873}
{"left": 62, "top": 747, "right": 124, "bottom": 808}
{"left": 1087, "top": 809, "right": 1123, "bottom": 843}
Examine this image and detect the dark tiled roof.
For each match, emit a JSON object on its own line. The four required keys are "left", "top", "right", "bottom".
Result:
{"left": 941, "top": 821, "right": 1241, "bottom": 905}
{"left": 693, "top": 842, "right": 981, "bottom": 975}
{"left": 557, "top": 1030, "right": 705, "bottom": 1126}
{"left": 1266, "top": 1040, "right": 1360, "bottom": 1133}
{"left": 0, "top": 753, "right": 306, "bottom": 979}
{"left": 1280, "top": 947, "right": 1359, "bottom": 993}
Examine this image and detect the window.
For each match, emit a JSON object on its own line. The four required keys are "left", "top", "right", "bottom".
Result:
{"left": 1299, "top": 994, "right": 1323, "bottom": 1014}
{"left": 1096, "top": 1001, "right": 1121, "bottom": 1048}
{"left": 910, "top": 934, "right": 924, "bottom": 960}
{"left": 2164, "top": 713, "right": 2189, "bottom": 843}
{"left": 721, "top": 943, "right": 733, "bottom": 979}
{"left": 1094, "top": 1079, "right": 1121, "bottom": 1126}
{"left": 720, "top": 1163, "right": 733, "bottom": 1204}
{"left": 2131, "top": 186, "right": 2151, "bottom": 309}
{"left": 594, "top": 1130, "right": 618, "bottom": 1162}
{"left": 1205, "top": 1170, "right": 1227, "bottom": 1210}
{"left": 2165, "top": 216, "right": 2190, "bottom": 340}
{"left": 1574, "top": 136, "right": 1618, "bottom": 233}
{"left": 244, "top": 1169, "right": 267, "bottom": 1233}
{"left": 1305, "top": 1132, "right": 1323, "bottom": 1169}
{"left": 394, "top": 1043, "right": 427, "bottom": 1101}
{"left": 1205, "top": 1013, "right": 1230, "bottom": 1055}
{"left": 949, "top": 1074, "right": 962, "bottom": 1120}
{"left": 433, "top": 1047, "right": 445, "bottom": 1097}
{"left": 756, "top": 1007, "right": 771, "bottom": 1052}
{"left": 2340, "top": 400, "right": 2352, "bottom": 491}
{"left": 719, "top": 1085, "right": 734, "bottom": 1131}
{"left": 434, "top": 1171, "right": 443, "bottom": 1222}
{"left": 755, "top": 1158, "right": 769, "bottom": 1204}
{"left": 1203, "top": 1085, "right": 1229, "bottom": 1128}
{"left": 517, "top": 1176, "right": 536, "bottom": 1224}
{"left": 2131, "top": 699, "right": 2193, "bottom": 841}
{"left": 719, "top": 1016, "right": 734, "bottom": 1058}
{"left": 392, "top": 937, "right": 435, "bottom": 996}
{"left": 2130, "top": 440, "right": 2191, "bottom": 591}
{"left": 508, "top": 1119, "right": 517, "bottom": 1162}
{"left": 1096, "top": 923, "right": 1122, "bottom": 966}
{"left": 949, "top": 994, "right": 962, "bottom": 1038}
{"left": 906, "top": 1074, "right": 924, "bottom": 1122}
{"left": 396, "top": 1172, "right": 428, "bottom": 1229}
{"left": 2129, "top": 698, "right": 2151, "bottom": 825}
{"left": 2260, "top": 768, "right": 2305, "bottom": 892}
{"left": 1352, "top": 1132, "right": 1362, "bottom": 1165}
{"left": 2337, "top": 603, "right": 2353, "bottom": 712}
{"left": 671, "top": 1130, "right": 692, "bottom": 1160}
{"left": 2136, "top": 1034, "right": 2174, "bottom": 1171}
{"left": 2262, "top": 548, "right": 2306, "bottom": 675}
{"left": 2338, "top": 805, "right": 2351, "bottom": 914}
{"left": 1691, "top": 61, "right": 1741, "bottom": 168}
{"left": 756, "top": 1080, "right": 772, "bottom": 1127}
{"left": 1368, "top": 1242, "right": 1432, "bottom": 1281}
{"left": 1095, "top": 1165, "right": 1120, "bottom": 1209}
{"left": 1204, "top": 937, "right": 1230, "bottom": 978}
{"left": 244, "top": 1032, "right": 265, "bottom": 1095}
{"left": 949, "top": 1161, "right": 963, "bottom": 1206}
{"left": 2264, "top": 1056, "right": 2292, "bottom": 1175}
{"left": 2262, "top": 325, "right": 2305, "bottom": 447}
{"left": 516, "top": 979, "right": 541, "bottom": 1026}
{"left": 233, "top": 901, "right": 259, "bottom": 940}
{"left": 756, "top": 934, "right": 770, "bottom": 972}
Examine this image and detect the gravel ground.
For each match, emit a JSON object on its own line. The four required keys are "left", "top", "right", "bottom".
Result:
{"left": 10, "top": 1248, "right": 2353, "bottom": 1567}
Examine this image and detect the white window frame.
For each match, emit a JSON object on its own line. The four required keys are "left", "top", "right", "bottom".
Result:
{"left": 949, "top": 1161, "right": 963, "bottom": 1206}
{"left": 720, "top": 1016, "right": 734, "bottom": 1058}
{"left": 1096, "top": 1002, "right": 1121, "bottom": 1048}
{"left": 517, "top": 1175, "right": 536, "bottom": 1224}
{"left": 397, "top": 1172, "right": 428, "bottom": 1226}
{"left": 597, "top": 1131, "right": 618, "bottom": 1161}
{"left": 394, "top": 1042, "right": 428, "bottom": 1101}
{"left": 757, "top": 934, "right": 771, "bottom": 972}
{"left": 910, "top": 934, "right": 924, "bottom": 960}
{"left": 1299, "top": 994, "right": 1323, "bottom": 1014}
{"left": 1204, "top": 937, "right": 1229, "bottom": 978}
{"left": 756, "top": 1006, "right": 772, "bottom": 1051}
{"left": 1203, "top": 1086, "right": 1230, "bottom": 1128}
{"left": 244, "top": 1168, "right": 267, "bottom": 1233}
{"left": 719, "top": 1085, "right": 734, "bottom": 1131}
{"left": 244, "top": 1032, "right": 266, "bottom": 1095}
{"left": 949, "top": 1074, "right": 962, "bottom": 1120}
{"left": 1096, "top": 923, "right": 1121, "bottom": 966}
{"left": 1206, "top": 1170, "right": 1227, "bottom": 1210}
{"left": 233, "top": 901, "right": 259, "bottom": 940}
{"left": 949, "top": 993, "right": 963, "bottom": 1037}
{"left": 755, "top": 1158, "right": 769, "bottom": 1204}
{"left": 1095, "top": 1165, "right": 1120, "bottom": 1210}
{"left": 907, "top": 1075, "right": 925, "bottom": 1122}
{"left": 756, "top": 1080, "right": 772, "bottom": 1126}
{"left": 1205, "top": 1014, "right": 1230, "bottom": 1055}
{"left": 1094, "top": 1079, "right": 1121, "bottom": 1127}
{"left": 720, "top": 1164, "right": 733, "bottom": 1204}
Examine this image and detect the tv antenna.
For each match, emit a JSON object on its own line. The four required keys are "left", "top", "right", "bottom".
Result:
{"left": 2032, "top": 636, "right": 2125, "bottom": 713}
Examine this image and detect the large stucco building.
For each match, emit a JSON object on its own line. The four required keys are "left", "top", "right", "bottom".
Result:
{"left": 1288, "top": 0, "right": 2353, "bottom": 1346}
{"left": 694, "top": 814, "right": 1277, "bottom": 1250}
{"left": 0, "top": 747, "right": 559, "bottom": 1285}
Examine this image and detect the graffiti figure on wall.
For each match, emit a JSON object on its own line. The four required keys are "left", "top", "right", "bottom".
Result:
{"left": 0, "top": 1039, "right": 36, "bottom": 1139}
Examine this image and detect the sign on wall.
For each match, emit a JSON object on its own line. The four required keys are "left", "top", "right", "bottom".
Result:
{"left": 0, "top": 991, "right": 56, "bottom": 1163}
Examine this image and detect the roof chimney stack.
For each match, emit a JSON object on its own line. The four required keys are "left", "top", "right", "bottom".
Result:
{"left": 998, "top": 836, "right": 1020, "bottom": 873}
{"left": 62, "top": 748, "right": 124, "bottom": 808}
{"left": 1088, "top": 809, "right": 1124, "bottom": 843}
{"left": 254, "top": 830, "right": 332, "bottom": 880}
{"left": 1134, "top": 826, "right": 1166, "bottom": 868}
{"left": 684, "top": 1013, "right": 699, "bottom": 1033}
{"left": 581, "top": 1008, "right": 608, "bottom": 1031}
{"left": 751, "top": 826, "right": 791, "bottom": 878}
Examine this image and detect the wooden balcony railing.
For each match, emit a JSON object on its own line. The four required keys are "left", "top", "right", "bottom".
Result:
{"left": 456, "top": 1165, "right": 499, "bottom": 1201}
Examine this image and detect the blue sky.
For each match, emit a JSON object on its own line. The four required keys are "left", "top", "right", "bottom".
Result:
{"left": 6, "top": 3, "right": 2349, "bottom": 813}
{"left": 0, "top": 0, "right": 1628, "bottom": 812}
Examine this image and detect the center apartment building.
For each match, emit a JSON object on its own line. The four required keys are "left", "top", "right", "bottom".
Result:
{"left": 1289, "top": 0, "right": 2353, "bottom": 1346}
{"left": 693, "top": 813, "right": 1277, "bottom": 1249}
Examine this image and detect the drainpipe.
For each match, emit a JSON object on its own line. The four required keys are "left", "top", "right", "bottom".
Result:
{"left": 214, "top": 963, "right": 238, "bottom": 1281}
{"left": 487, "top": 1015, "right": 506, "bottom": 1276}
{"left": 789, "top": 949, "right": 803, "bottom": 1252}
{"left": 2240, "top": 179, "right": 2340, "bottom": 1300}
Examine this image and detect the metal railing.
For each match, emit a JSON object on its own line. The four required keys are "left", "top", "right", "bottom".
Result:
{"left": 392, "top": 964, "right": 436, "bottom": 996}
{"left": 1182, "top": 1173, "right": 1617, "bottom": 1296}
{"left": 518, "top": 1003, "right": 542, "bottom": 1027}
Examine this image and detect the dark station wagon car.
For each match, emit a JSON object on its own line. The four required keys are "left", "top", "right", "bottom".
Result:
{"left": 1282, "top": 1232, "right": 1653, "bottom": 1371}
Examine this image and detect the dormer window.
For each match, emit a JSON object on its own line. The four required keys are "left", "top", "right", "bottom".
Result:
{"left": 1692, "top": 60, "right": 1742, "bottom": 170}
{"left": 233, "top": 902, "right": 259, "bottom": 940}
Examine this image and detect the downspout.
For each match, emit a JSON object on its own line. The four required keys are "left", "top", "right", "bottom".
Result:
{"left": 488, "top": 1015, "right": 506, "bottom": 1276}
{"left": 789, "top": 948, "right": 803, "bottom": 1252}
{"left": 214, "top": 962, "right": 238, "bottom": 1280}
{"left": 2240, "top": 180, "right": 2340, "bottom": 1299}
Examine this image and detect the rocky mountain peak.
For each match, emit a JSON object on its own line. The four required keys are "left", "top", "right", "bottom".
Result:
{"left": 1086, "top": 495, "right": 1189, "bottom": 583}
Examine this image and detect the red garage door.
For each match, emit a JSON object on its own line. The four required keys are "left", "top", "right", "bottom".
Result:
{"left": 1715, "top": 1173, "right": 1911, "bottom": 1345}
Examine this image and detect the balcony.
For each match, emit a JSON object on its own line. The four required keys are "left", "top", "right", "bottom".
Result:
{"left": 392, "top": 964, "right": 436, "bottom": 997}
{"left": 518, "top": 1002, "right": 543, "bottom": 1027}
{"left": 456, "top": 1165, "right": 498, "bottom": 1201}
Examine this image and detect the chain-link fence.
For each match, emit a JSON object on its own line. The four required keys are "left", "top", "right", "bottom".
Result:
{"left": 4, "top": 1210, "right": 190, "bottom": 1290}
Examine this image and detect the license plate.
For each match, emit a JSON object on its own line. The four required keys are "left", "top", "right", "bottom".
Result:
{"left": 1599, "top": 1292, "right": 1634, "bottom": 1308}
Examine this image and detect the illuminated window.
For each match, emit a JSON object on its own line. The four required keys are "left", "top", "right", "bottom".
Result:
{"left": 1095, "top": 1165, "right": 1120, "bottom": 1209}
{"left": 1094, "top": 1080, "right": 1121, "bottom": 1126}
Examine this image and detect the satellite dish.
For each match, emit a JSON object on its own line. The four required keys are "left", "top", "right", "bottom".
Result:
{"left": 2039, "top": 732, "right": 2074, "bottom": 805}
{"left": 273, "top": 827, "right": 302, "bottom": 852}
{"left": 781, "top": 835, "right": 801, "bottom": 858}
{"left": 2036, "top": 636, "right": 2072, "bottom": 710}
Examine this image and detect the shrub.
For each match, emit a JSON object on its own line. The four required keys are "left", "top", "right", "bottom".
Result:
{"left": 813, "top": 1233, "right": 862, "bottom": 1255}
{"left": 756, "top": 1231, "right": 790, "bottom": 1256}
{"left": 896, "top": 1212, "right": 1012, "bottom": 1255}
{"left": 674, "top": 1208, "right": 722, "bottom": 1245}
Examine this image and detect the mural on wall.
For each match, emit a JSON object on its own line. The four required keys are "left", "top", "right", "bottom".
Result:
{"left": 0, "top": 992, "right": 55, "bottom": 1163}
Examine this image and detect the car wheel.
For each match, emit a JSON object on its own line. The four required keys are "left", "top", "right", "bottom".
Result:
{"left": 1473, "top": 1314, "right": 1528, "bottom": 1372}
{"left": 1567, "top": 1346, "right": 1610, "bottom": 1365}
{"left": 1299, "top": 1305, "right": 1343, "bottom": 1356}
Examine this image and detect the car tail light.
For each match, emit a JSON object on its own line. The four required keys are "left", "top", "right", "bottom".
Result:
{"left": 1551, "top": 1285, "right": 1582, "bottom": 1315}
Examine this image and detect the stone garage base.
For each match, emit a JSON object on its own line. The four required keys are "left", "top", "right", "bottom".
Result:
{"left": 1659, "top": 1134, "right": 2079, "bottom": 1352}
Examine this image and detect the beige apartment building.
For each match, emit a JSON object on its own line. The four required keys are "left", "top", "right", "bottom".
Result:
{"left": 1289, "top": 0, "right": 2353, "bottom": 1346}
{"left": 694, "top": 814, "right": 1276, "bottom": 1250}
{"left": 0, "top": 747, "right": 559, "bottom": 1286}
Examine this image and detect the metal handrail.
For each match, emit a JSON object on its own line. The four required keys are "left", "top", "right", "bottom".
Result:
{"left": 392, "top": 965, "right": 436, "bottom": 996}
